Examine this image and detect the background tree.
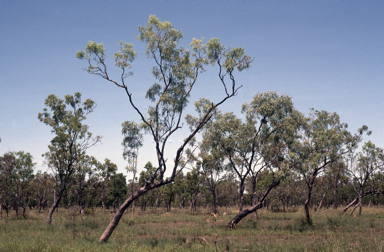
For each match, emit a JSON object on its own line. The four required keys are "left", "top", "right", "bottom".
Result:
{"left": 72, "top": 154, "right": 95, "bottom": 212}
{"left": 226, "top": 92, "right": 304, "bottom": 227}
{"left": 39, "top": 92, "right": 101, "bottom": 225}
{"left": 0, "top": 153, "right": 16, "bottom": 218}
{"left": 342, "top": 141, "right": 383, "bottom": 215}
{"left": 122, "top": 121, "right": 143, "bottom": 213}
{"left": 10, "top": 151, "right": 35, "bottom": 217}
{"left": 326, "top": 161, "right": 347, "bottom": 209}
{"left": 30, "top": 172, "right": 54, "bottom": 213}
{"left": 77, "top": 15, "right": 251, "bottom": 242}
{"left": 95, "top": 158, "right": 118, "bottom": 211}
{"left": 288, "top": 110, "right": 365, "bottom": 222}
{"left": 106, "top": 173, "right": 127, "bottom": 213}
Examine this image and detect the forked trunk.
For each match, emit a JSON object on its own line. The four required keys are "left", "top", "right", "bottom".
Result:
{"left": 341, "top": 197, "right": 358, "bottom": 214}
{"left": 227, "top": 179, "right": 279, "bottom": 228}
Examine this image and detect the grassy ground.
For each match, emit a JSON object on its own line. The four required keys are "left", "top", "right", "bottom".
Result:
{"left": 0, "top": 206, "right": 383, "bottom": 251}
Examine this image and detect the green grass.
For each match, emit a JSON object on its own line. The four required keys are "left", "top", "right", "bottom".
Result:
{"left": 0, "top": 206, "right": 383, "bottom": 251}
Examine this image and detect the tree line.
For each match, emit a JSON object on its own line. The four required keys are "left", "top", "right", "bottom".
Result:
{"left": 1, "top": 15, "right": 383, "bottom": 243}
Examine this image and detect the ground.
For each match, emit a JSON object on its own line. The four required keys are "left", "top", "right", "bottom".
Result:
{"left": 0, "top": 206, "right": 383, "bottom": 251}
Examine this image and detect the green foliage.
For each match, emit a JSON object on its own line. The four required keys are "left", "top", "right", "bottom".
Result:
{"left": 0, "top": 151, "right": 35, "bottom": 216}
{"left": 38, "top": 93, "right": 100, "bottom": 182}
{"left": 106, "top": 173, "right": 127, "bottom": 207}
{"left": 122, "top": 121, "right": 143, "bottom": 176}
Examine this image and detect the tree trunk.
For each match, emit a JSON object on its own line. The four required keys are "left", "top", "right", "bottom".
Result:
{"left": 350, "top": 202, "right": 360, "bottom": 216}
{"left": 238, "top": 180, "right": 245, "bottom": 213}
{"left": 252, "top": 177, "right": 258, "bottom": 219}
{"left": 333, "top": 175, "right": 338, "bottom": 209}
{"left": 0, "top": 198, "right": 2, "bottom": 220}
{"left": 317, "top": 192, "right": 326, "bottom": 212}
{"left": 227, "top": 179, "right": 279, "bottom": 228}
{"left": 99, "top": 180, "right": 171, "bottom": 242}
{"left": 358, "top": 187, "right": 363, "bottom": 216}
{"left": 341, "top": 197, "right": 358, "bottom": 214}
{"left": 304, "top": 182, "right": 313, "bottom": 221}
{"left": 179, "top": 197, "right": 184, "bottom": 209}
{"left": 212, "top": 187, "right": 218, "bottom": 214}
{"left": 46, "top": 186, "right": 65, "bottom": 225}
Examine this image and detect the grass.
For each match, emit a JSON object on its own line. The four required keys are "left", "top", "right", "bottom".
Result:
{"left": 0, "top": 206, "right": 383, "bottom": 251}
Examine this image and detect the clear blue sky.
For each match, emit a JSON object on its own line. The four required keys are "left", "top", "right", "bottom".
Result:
{"left": 1, "top": 1, "right": 383, "bottom": 175}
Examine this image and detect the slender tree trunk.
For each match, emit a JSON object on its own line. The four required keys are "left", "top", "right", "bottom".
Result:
{"left": 350, "top": 202, "right": 360, "bottom": 216}
{"left": 78, "top": 181, "right": 84, "bottom": 212}
{"left": 179, "top": 197, "right": 184, "bottom": 209}
{"left": 358, "top": 187, "right": 363, "bottom": 216}
{"left": 317, "top": 192, "right": 326, "bottom": 212}
{"left": 99, "top": 183, "right": 160, "bottom": 242}
{"left": 238, "top": 179, "right": 245, "bottom": 213}
{"left": 0, "top": 198, "right": 2, "bottom": 220}
{"left": 46, "top": 186, "right": 65, "bottom": 225}
{"left": 333, "top": 175, "right": 338, "bottom": 209}
{"left": 15, "top": 203, "right": 19, "bottom": 216}
{"left": 252, "top": 177, "right": 258, "bottom": 219}
{"left": 228, "top": 179, "right": 279, "bottom": 228}
{"left": 212, "top": 188, "right": 218, "bottom": 213}
{"left": 304, "top": 182, "right": 313, "bottom": 221}
{"left": 341, "top": 197, "right": 358, "bottom": 214}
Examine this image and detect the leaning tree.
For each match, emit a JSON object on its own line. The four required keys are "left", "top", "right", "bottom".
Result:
{"left": 77, "top": 15, "right": 252, "bottom": 242}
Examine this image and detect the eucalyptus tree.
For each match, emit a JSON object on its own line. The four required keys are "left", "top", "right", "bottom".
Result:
{"left": 10, "top": 151, "right": 35, "bottom": 217}
{"left": 183, "top": 169, "right": 205, "bottom": 211}
{"left": 203, "top": 112, "right": 250, "bottom": 212}
{"left": 95, "top": 158, "right": 118, "bottom": 211}
{"left": 122, "top": 121, "right": 143, "bottom": 212}
{"left": 72, "top": 155, "right": 96, "bottom": 211}
{"left": 106, "top": 173, "right": 127, "bottom": 212}
{"left": 30, "top": 172, "right": 54, "bottom": 213}
{"left": 39, "top": 92, "right": 101, "bottom": 225}
{"left": 342, "top": 141, "right": 383, "bottom": 215}
{"left": 288, "top": 110, "right": 367, "bottom": 222}
{"left": 198, "top": 150, "right": 226, "bottom": 213}
{"left": 186, "top": 98, "right": 225, "bottom": 213}
{"left": 214, "top": 92, "right": 304, "bottom": 227}
{"left": 0, "top": 151, "right": 35, "bottom": 217}
{"left": 326, "top": 161, "right": 347, "bottom": 209}
{"left": 0, "top": 152, "right": 15, "bottom": 218}
{"left": 77, "top": 15, "right": 251, "bottom": 242}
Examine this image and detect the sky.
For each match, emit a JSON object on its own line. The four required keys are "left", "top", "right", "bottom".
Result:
{"left": 1, "top": 0, "right": 383, "bottom": 176}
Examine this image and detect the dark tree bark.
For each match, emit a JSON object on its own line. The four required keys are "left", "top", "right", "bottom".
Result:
{"left": 227, "top": 179, "right": 279, "bottom": 228}
{"left": 304, "top": 180, "right": 314, "bottom": 221}
{"left": 341, "top": 189, "right": 380, "bottom": 214}
{"left": 46, "top": 186, "right": 65, "bottom": 225}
